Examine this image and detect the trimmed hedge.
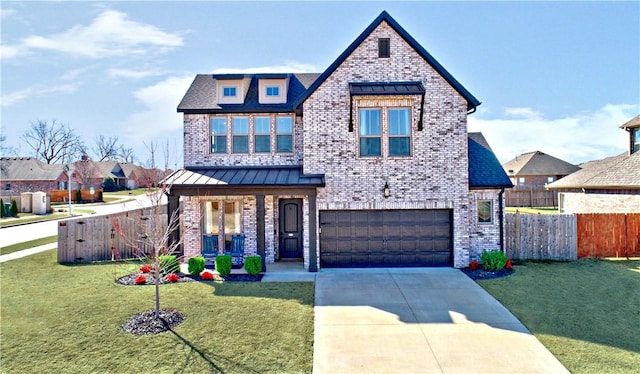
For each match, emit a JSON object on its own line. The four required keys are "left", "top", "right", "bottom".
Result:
{"left": 188, "top": 256, "right": 206, "bottom": 275}
{"left": 215, "top": 255, "right": 232, "bottom": 276}
{"left": 244, "top": 255, "right": 262, "bottom": 275}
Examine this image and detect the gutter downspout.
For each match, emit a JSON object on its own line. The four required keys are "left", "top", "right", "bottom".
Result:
{"left": 499, "top": 188, "right": 505, "bottom": 253}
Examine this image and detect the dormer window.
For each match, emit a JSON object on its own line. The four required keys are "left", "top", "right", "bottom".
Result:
{"left": 633, "top": 128, "right": 639, "bottom": 154}
{"left": 266, "top": 86, "right": 280, "bottom": 96}
{"left": 223, "top": 86, "right": 237, "bottom": 97}
{"left": 378, "top": 38, "right": 390, "bottom": 58}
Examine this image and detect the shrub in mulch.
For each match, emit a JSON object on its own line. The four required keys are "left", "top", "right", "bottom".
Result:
{"left": 116, "top": 272, "right": 262, "bottom": 286}
{"left": 462, "top": 259, "right": 515, "bottom": 280}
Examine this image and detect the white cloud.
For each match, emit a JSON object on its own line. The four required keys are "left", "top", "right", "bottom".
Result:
{"left": 106, "top": 68, "right": 166, "bottom": 79}
{"left": 212, "top": 61, "right": 318, "bottom": 74}
{"left": 468, "top": 104, "right": 639, "bottom": 165}
{"left": 3, "top": 9, "right": 183, "bottom": 60}
{"left": 1, "top": 84, "right": 78, "bottom": 107}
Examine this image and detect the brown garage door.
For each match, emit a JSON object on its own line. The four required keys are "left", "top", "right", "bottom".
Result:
{"left": 319, "top": 209, "right": 452, "bottom": 268}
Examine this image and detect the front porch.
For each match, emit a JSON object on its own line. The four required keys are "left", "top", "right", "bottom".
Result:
{"left": 179, "top": 260, "right": 316, "bottom": 282}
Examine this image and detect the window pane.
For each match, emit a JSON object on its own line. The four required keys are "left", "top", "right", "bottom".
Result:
{"left": 277, "top": 135, "right": 292, "bottom": 152}
{"left": 389, "top": 109, "right": 410, "bottom": 135}
{"left": 360, "top": 138, "right": 381, "bottom": 156}
{"left": 255, "top": 135, "right": 270, "bottom": 153}
{"left": 359, "top": 109, "right": 381, "bottom": 135}
{"left": 232, "top": 117, "right": 249, "bottom": 134}
{"left": 210, "top": 118, "right": 227, "bottom": 134}
{"left": 634, "top": 129, "right": 640, "bottom": 153}
{"left": 204, "top": 201, "right": 219, "bottom": 234}
{"left": 266, "top": 86, "right": 279, "bottom": 96}
{"left": 389, "top": 137, "right": 410, "bottom": 156}
{"left": 212, "top": 135, "right": 227, "bottom": 153}
{"left": 254, "top": 117, "right": 270, "bottom": 134}
{"left": 233, "top": 136, "right": 248, "bottom": 153}
{"left": 478, "top": 200, "right": 492, "bottom": 223}
{"left": 276, "top": 117, "right": 293, "bottom": 133}
{"left": 223, "top": 87, "right": 236, "bottom": 97}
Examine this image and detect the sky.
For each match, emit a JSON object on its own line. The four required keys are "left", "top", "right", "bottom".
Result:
{"left": 1, "top": 1, "right": 639, "bottom": 168}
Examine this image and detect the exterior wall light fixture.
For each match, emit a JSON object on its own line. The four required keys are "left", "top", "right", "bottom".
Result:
{"left": 383, "top": 182, "right": 390, "bottom": 198}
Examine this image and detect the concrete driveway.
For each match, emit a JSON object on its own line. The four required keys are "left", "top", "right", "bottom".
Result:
{"left": 313, "top": 268, "right": 569, "bottom": 374}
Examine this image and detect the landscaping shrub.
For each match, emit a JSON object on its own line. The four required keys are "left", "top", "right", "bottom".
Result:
{"left": 9, "top": 199, "right": 18, "bottom": 217}
{"left": 75, "top": 189, "right": 82, "bottom": 203}
{"left": 481, "top": 250, "right": 508, "bottom": 271}
{"left": 158, "top": 255, "right": 180, "bottom": 275}
{"left": 244, "top": 255, "right": 262, "bottom": 275}
{"left": 102, "top": 177, "right": 117, "bottom": 192}
{"left": 134, "top": 275, "right": 147, "bottom": 285}
{"left": 200, "top": 271, "right": 214, "bottom": 280}
{"left": 140, "top": 265, "right": 152, "bottom": 273}
{"left": 0, "top": 198, "right": 5, "bottom": 218}
{"left": 166, "top": 273, "right": 179, "bottom": 282}
{"left": 97, "top": 190, "right": 103, "bottom": 202}
{"left": 215, "top": 255, "right": 232, "bottom": 276}
{"left": 188, "top": 256, "right": 206, "bottom": 275}
{"left": 469, "top": 260, "right": 480, "bottom": 270}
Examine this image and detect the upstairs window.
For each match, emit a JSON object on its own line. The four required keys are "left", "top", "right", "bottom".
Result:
{"left": 210, "top": 118, "right": 227, "bottom": 153}
{"left": 222, "top": 86, "right": 237, "bottom": 97}
{"left": 378, "top": 38, "right": 390, "bottom": 58}
{"left": 232, "top": 117, "right": 249, "bottom": 153}
{"left": 276, "top": 117, "right": 293, "bottom": 153}
{"left": 633, "top": 128, "right": 639, "bottom": 154}
{"left": 266, "top": 86, "right": 280, "bottom": 96}
{"left": 388, "top": 108, "right": 411, "bottom": 156}
{"left": 254, "top": 117, "right": 271, "bottom": 153}
{"left": 359, "top": 109, "right": 382, "bottom": 157}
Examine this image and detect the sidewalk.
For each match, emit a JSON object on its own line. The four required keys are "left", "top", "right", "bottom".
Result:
{"left": 0, "top": 243, "right": 57, "bottom": 263}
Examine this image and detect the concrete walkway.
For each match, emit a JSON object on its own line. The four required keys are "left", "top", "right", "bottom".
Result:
{"left": 313, "top": 268, "right": 569, "bottom": 374}
{"left": 0, "top": 243, "right": 57, "bottom": 263}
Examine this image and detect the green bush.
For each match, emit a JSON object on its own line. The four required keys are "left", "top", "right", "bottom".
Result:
{"left": 97, "top": 190, "right": 103, "bottom": 202}
{"left": 158, "top": 255, "right": 180, "bottom": 275}
{"left": 0, "top": 198, "right": 5, "bottom": 218}
{"left": 9, "top": 199, "right": 18, "bottom": 217}
{"left": 188, "top": 256, "right": 206, "bottom": 275}
{"left": 244, "top": 255, "right": 262, "bottom": 275}
{"left": 481, "top": 250, "right": 508, "bottom": 271}
{"left": 75, "top": 189, "right": 82, "bottom": 203}
{"left": 102, "top": 177, "right": 117, "bottom": 192}
{"left": 215, "top": 255, "right": 232, "bottom": 276}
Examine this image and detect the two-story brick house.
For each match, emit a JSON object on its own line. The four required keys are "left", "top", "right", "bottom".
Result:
{"left": 166, "top": 11, "right": 512, "bottom": 271}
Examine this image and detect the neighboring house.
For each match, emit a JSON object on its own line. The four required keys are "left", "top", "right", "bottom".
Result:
{"left": 72, "top": 156, "right": 151, "bottom": 190}
{"left": 547, "top": 115, "right": 640, "bottom": 213}
{"left": 0, "top": 157, "right": 67, "bottom": 195}
{"left": 166, "top": 11, "right": 512, "bottom": 271}
{"left": 503, "top": 151, "right": 581, "bottom": 187}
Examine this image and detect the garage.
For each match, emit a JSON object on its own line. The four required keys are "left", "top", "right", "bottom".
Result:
{"left": 319, "top": 209, "right": 452, "bottom": 268}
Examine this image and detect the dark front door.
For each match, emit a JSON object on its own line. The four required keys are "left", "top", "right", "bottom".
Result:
{"left": 279, "top": 199, "right": 303, "bottom": 259}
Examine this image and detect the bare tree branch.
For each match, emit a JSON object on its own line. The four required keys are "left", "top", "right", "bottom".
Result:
{"left": 118, "top": 145, "right": 136, "bottom": 163}
{"left": 93, "top": 135, "right": 119, "bottom": 161}
{"left": 22, "top": 120, "right": 85, "bottom": 164}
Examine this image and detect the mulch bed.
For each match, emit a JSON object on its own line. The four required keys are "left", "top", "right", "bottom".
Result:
{"left": 121, "top": 309, "right": 185, "bottom": 336}
{"left": 461, "top": 267, "right": 513, "bottom": 280}
{"left": 116, "top": 272, "right": 263, "bottom": 286}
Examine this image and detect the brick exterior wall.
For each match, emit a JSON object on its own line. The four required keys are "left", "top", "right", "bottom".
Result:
{"left": 560, "top": 192, "right": 640, "bottom": 213}
{"left": 302, "top": 21, "right": 473, "bottom": 268}
{"left": 469, "top": 189, "right": 505, "bottom": 260}
{"left": 0, "top": 180, "right": 62, "bottom": 195}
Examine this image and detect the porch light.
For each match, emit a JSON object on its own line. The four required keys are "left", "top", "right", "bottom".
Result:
{"left": 383, "top": 182, "right": 390, "bottom": 198}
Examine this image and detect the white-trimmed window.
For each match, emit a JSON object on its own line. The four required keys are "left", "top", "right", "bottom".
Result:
{"left": 477, "top": 200, "right": 492, "bottom": 223}
{"left": 276, "top": 117, "right": 293, "bottom": 153}
{"left": 254, "top": 117, "right": 271, "bottom": 153}
{"left": 232, "top": 117, "right": 249, "bottom": 153}
{"left": 210, "top": 118, "right": 227, "bottom": 153}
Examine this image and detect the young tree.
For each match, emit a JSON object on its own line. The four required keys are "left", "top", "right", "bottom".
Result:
{"left": 93, "top": 135, "right": 120, "bottom": 161}
{"left": 22, "top": 120, "right": 85, "bottom": 164}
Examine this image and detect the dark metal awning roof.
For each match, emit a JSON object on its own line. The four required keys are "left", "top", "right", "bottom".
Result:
{"left": 349, "top": 81, "right": 425, "bottom": 96}
{"left": 163, "top": 166, "right": 325, "bottom": 188}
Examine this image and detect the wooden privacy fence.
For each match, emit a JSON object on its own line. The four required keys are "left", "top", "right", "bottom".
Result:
{"left": 50, "top": 189, "right": 103, "bottom": 203}
{"left": 505, "top": 187, "right": 557, "bottom": 208}
{"left": 57, "top": 207, "right": 167, "bottom": 263}
{"left": 505, "top": 213, "right": 640, "bottom": 260}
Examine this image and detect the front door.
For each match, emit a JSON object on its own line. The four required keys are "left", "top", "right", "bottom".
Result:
{"left": 279, "top": 199, "right": 303, "bottom": 259}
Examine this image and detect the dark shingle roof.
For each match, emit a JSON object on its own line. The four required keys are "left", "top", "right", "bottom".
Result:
{"left": 502, "top": 151, "right": 580, "bottom": 176}
{"left": 0, "top": 157, "right": 64, "bottom": 181}
{"left": 468, "top": 136, "right": 513, "bottom": 189}
{"left": 547, "top": 152, "right": 640, "bottom": 189}
{"left": 164, "top": 166, "right": 325, "bottom": 187}
{"left": 293, "top": 11, "right": 480, "bottom": 111}
{"left": 177, "top": 73, "right": 320, "bottom": 114}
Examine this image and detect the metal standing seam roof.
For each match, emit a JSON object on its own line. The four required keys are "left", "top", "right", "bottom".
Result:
{"left": 164, "top": 166, "right": 325, "bottom": 187}
{"left": 349, "top": 82, "right": 425, "bottom": 96}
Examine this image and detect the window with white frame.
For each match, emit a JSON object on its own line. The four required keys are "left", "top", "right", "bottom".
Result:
{"left": 210, "top": 118, "right": 227, "bottom": 153}
{"left": 276, "top": 117, "right": 293, "bottom": 153}
{"left": 266, "top": 86, "right": 280, "bottom": 96}
{"left": 477, "top": 200, "right": 492, "bottom": 223}
{"left": 232, "top": 117, "right": 249, "bottom": 153}
{"left": 254, "top": 116, "right": 271, "bottom": 153}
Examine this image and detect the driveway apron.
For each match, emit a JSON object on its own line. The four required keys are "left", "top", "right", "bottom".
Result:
{"left": 313, "top": 268, "right": 569, "bottom": 374}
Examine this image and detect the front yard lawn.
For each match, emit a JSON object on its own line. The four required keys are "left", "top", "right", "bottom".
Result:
{"left": 478, "top": 259, "right": 640, "bottom": 374}
{"left": 0, "top": 250, "right": 314, "bottom": 373}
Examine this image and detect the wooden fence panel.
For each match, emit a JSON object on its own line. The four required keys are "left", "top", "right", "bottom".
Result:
{"left": 505, "top": 188, "right": 558, "bottom": 208}
{"left": 57, "top": 207, "right": 167, "bottom": 263}
{"left": 505, "top": 213, "right": 577, "bottom": 261}
{"left": 577, "top": 213, "right": 640, "bottom": 258}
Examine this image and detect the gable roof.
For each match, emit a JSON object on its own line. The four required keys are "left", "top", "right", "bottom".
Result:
{"left": 547, "top": 152, "right": 640, "bottom": 189}
{"left": 502, "top": 151, "right": 580, "bottom": 176}
{"left": 620, "top": 114, "right": 640, "bottom": 130}
{"left": 177, "top": 73, "right": 320, "bottom": 114}
{"left": 468, "top": 134, "right": 513, "bottom": 189}
{"left": 0, "top": 157, "right": 64, "bottom": 181}
{"left": 293, "top": 11, "right": 480, "bottom": 111}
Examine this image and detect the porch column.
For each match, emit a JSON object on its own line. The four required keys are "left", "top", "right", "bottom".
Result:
{"left": 167, "top": 193, "right": 181, "bottom": 255}
{"left": 256, "top": 194, "right": 267, "bottom": 272}
{"left": 308, "top": 193, "right": 318, "bottom": 272}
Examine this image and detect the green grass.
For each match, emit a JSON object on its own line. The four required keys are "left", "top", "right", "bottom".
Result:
{"left": 0, "top": 213, "right": 68, "bottom": 227}
{"left": 505, "top": 206, "right": 559, "bottom": 214}
{"left": 0, "top": 250, "right": 314, "bottom": 373}
{"left": 478, "top": 259, "right": 640, "bottom": 374}
{"left": 103, "top": 188, "right": 154, "bottom": 197}
{"left": 0, "top": 235, "right": 58, "bottom": 255}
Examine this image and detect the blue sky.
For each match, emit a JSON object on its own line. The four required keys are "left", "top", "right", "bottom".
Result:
{"left": 1, "top": 1, "right": 638, "bottom": 167}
